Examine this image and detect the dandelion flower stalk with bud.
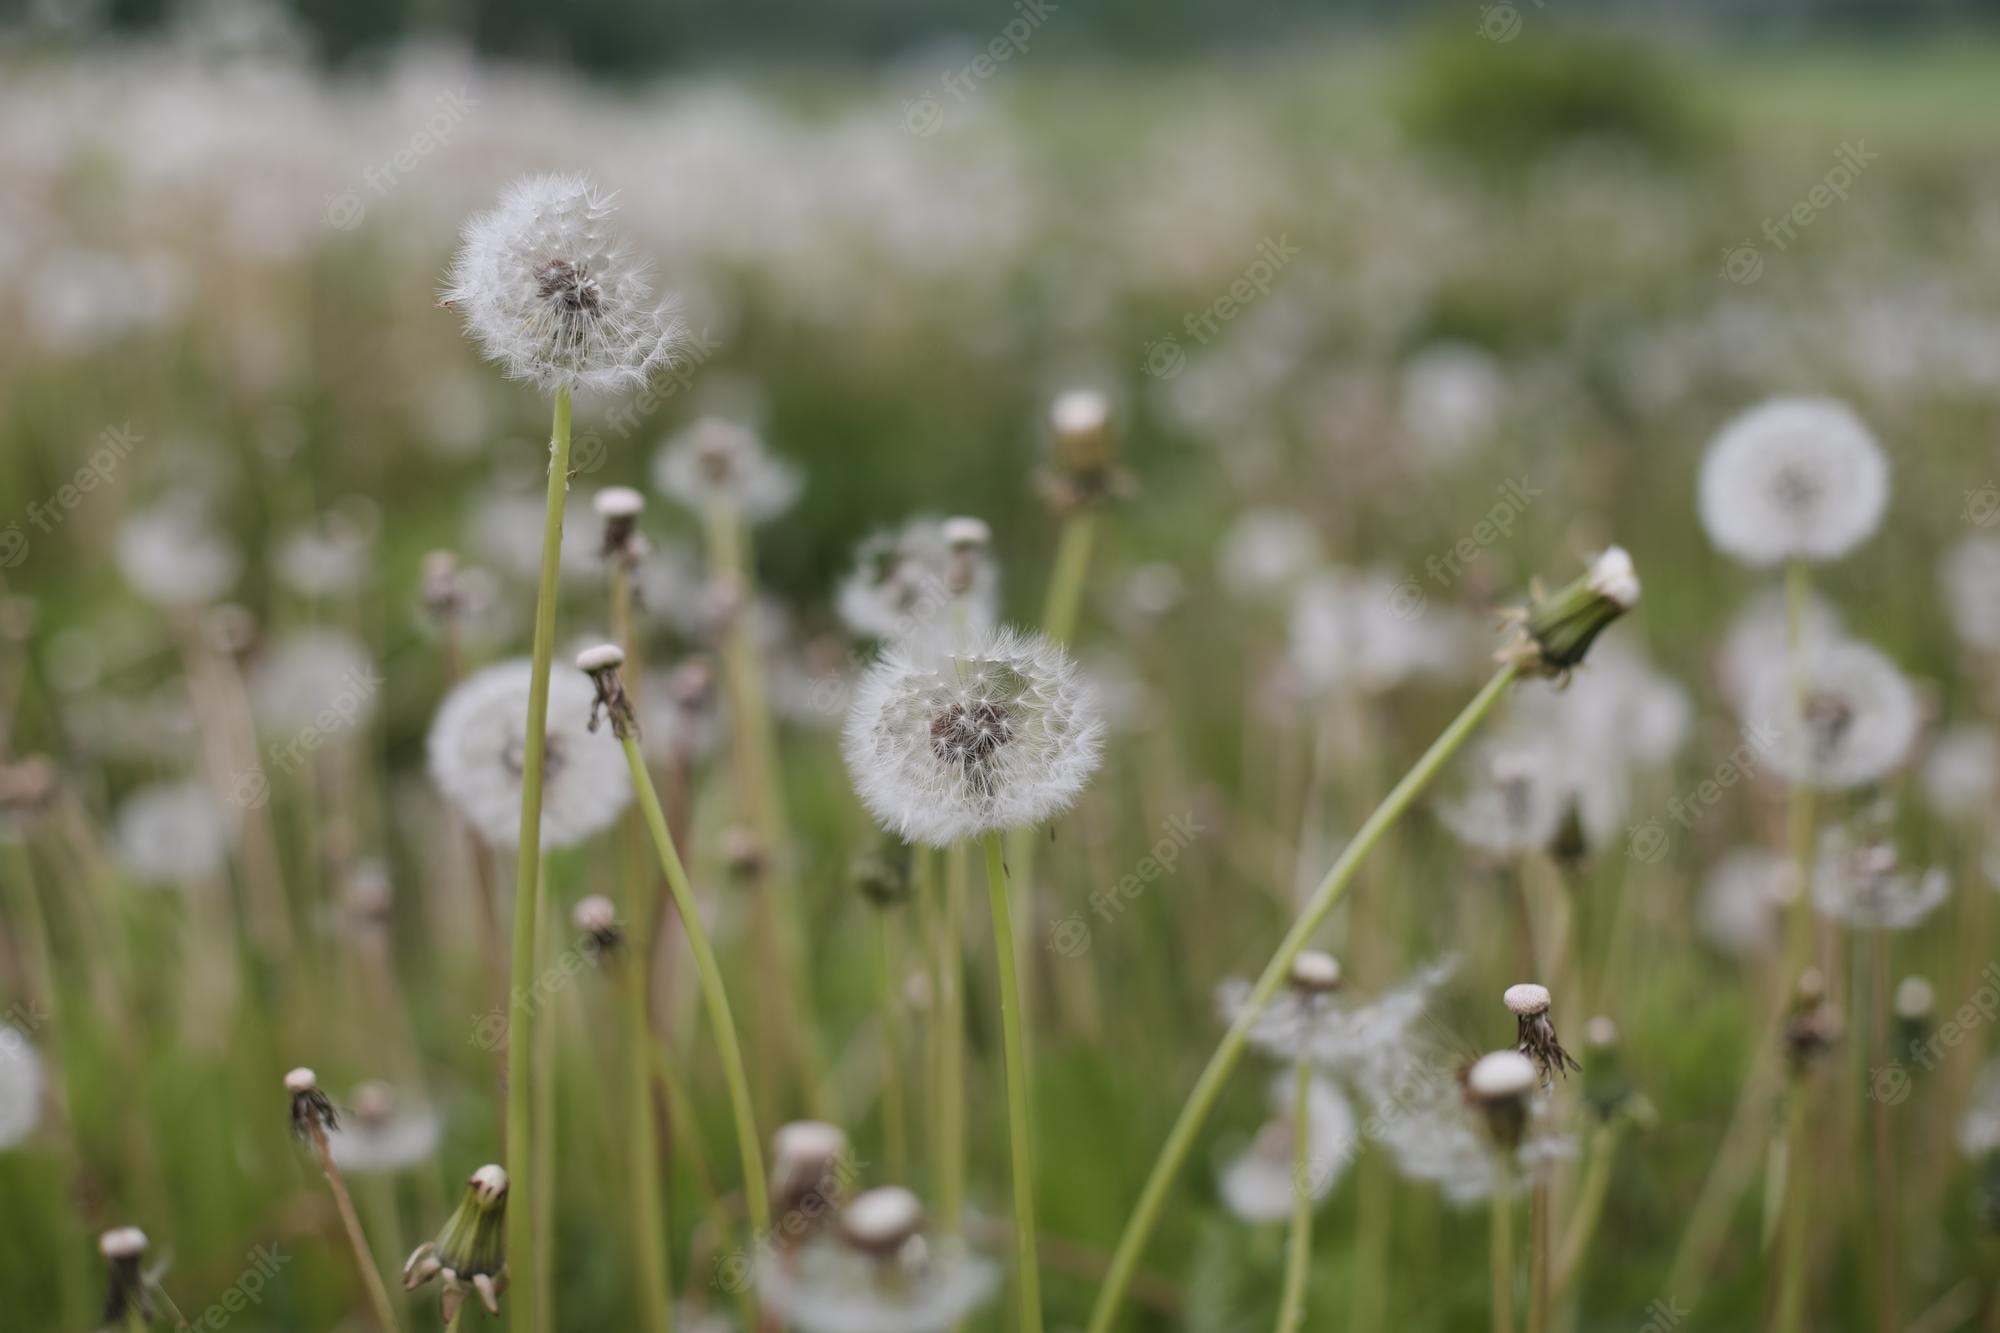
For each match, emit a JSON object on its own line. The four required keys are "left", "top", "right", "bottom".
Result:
{"left": 1088, "top": 547, "right": 1640, "bottom": 1332}
{"left": 441, "top": 172, "right": 685, "bottom": 1333}
{"left": 287, "top": 1068, "right": 402, "bottom": 1333}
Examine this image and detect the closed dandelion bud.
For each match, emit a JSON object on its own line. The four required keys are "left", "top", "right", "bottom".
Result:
{"left": 100, "top": 1226, "right": 156, "bottom": 1325}
{"left": 853, "top": 835, "right": 914, "bottom": 908}
{"left": 572, "top": 894, "right": 621, "bottom": 953}
{"left": 1504, "top": 547, "right": 1640, "bottom": 680}
{"left": 286, "top": 1066, "right": 338, "bottom": 1139}
{"left": 1039, "top": 390, "right": 1131, "bottom": 513}
{"left": 1466, "top": 1049, "right": 1539, "bottom": 1152}
{"left": 577, "top": 644, "right": 638, "bottom": 740}
{"left": 1505, "top": 983, "right": 1580, "bottom": 1084}
{"left": 406, "top": 1164, "right": 510, "bottom": 1321}
{"left": 771, "top": 1120, "right": 852, "bottom": 1222}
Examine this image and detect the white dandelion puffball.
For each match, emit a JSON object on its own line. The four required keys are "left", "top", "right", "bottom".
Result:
{"left": 1746, "top": 639, "right": 1918, "bottom": 789}
{"left": 427, "top": 660, "right": 632, "bottom": 850}
{"left": 1698, "top": 849, "right": 1796, "bottom": 959}
{"left": 836, "top": 517, "right": 998, "bottom": 646}
{"left": 1941, "top": 536, "right": 2000, "bottom": 653}
{"left": 325, "top": 1085, "right": 443, "bottom": 1174}
{"left": 115, "top": 780, "right": 234, "bottom": 885}
{"left": 1219, "top": 1074, "right": 1357, "bottom": 1223}
{"left": 1812, "top": 828, "right": 1949, "bottom": 932}
{"left": 1438, "top": 743, "right": 1570, "bottom": 857}
{"left": 116, "top": 500, "right": 240, "bottom": 607}
{"left": 1217, "top": 508, "right": 1322, "bottom": 600}
{"left": 0, "top": 1029, "right": 44, "bottom": 1148}
{"left": 250, "top": 629, "right": 380, "bottom": 734}
{"left": 1717, "top": 585, "right": 1843, "bottom": 710}
{"left": 758, "top": 1235, "right": 997, "bottom": 1333}
{"left": 443, "top": 175, "right": 683, "bottom": 395}
{"left": 653, "top": 417, "right": 801, "bottom": 524}
{"left": 1698, "top": 397, "right": 1888, "bottom": 565}
{"left": 1288, "top": 566, "right": 1477, "bottom": 695}
{"left": 842, "top": 628, "right": 1103, "bottom": 847}
{"left": 1923, "top": 725, "right": 1997, "bottom": 821}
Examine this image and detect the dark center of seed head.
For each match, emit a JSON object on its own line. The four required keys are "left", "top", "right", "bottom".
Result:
{"left": 535, "top": 259, "right": 603, "bottom": 320}
{"left": 931, "top": 699, "right": 1012, "bottom": 771}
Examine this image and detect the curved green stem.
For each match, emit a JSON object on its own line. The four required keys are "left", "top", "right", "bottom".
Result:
{"left": 620, "top": 734, "right": 771, "bottom": 1245}
{"left": 983, "top": 831, "right": 1044, "bottom": 1333}
{"left": 1275, "top": 1061, "right": 1313, "bottom": 1333}
{"left": 506, "top": 384, "right": 571, "bottom": 1333}
{"left": 1087, "top": 663, "right": 1520, "bottom": 1333}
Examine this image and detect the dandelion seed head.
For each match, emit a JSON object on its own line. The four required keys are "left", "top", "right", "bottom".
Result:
{"left": 1922, "top": 724, "right": 1997, "bottom": 821}
{"left": 842, "top": 628, "right": 1102, "bottom": 847}
{"left": 99, "top": 1227, "right": 148, "bottom": 1260}
{"left": 115, "top": 779, "right": 234, "bottom": 885}
{"left": 1942, "top": 536, "right": 2000, "bottom": 654}
{"left": 442, "top": 174, "right": 683, "bottom": 395}
{"left": 1219, "top": 1073, "right": 1355, "bottom": 1223}
{"left": 1698, "top": 849, "right": 1796, "bottom": 959}
{"left": 1467, "top": 1050, "right": 1537, "bottom": 1101}
{"left": 274, "top": 510, "right": 374, "bottom": 597}
{"left": 1748, "top": 639, "right": 1917, "bottom": 789}
{"left": 1217, "top": 508, "right": 1322, "bottom": 600}
{"left": 654, "top": 417, "right": 800, "bottom": 524}
{"left": 837, "top": 517, "right": 998, "bottom": 647}
{"left": 426, "top": 659, "right": 632, "bottom": 850}
{"left": 1438, "top": 743, "right": 1569, "bottom": 857}
{"left": 250, "top": 629, "right": 379, "bottom": 733}
{"left": 1895, "top": 976, "right": 1935, "bottom": 1021}
{"left": 1503, "top": 984, "right": 1550, "bottom": 1016}
{"left": 1698, "top": 397, "right": 1888, "bottom": 565}
{"left": 593, "top": 485, "right": 645, "bottom": 519}
{"left": 1288, "top": 566, "right": 1477, "bottom": 695}
{"left": 758, "top": 1217, "right": 997, "bottom": 1333}
{"left": 116, "top": 498, "right": 240, "bottom": 607}
{"left": 0, "top": 1028, "right": 45, "bottom": 1148}
{"left": 1812, "top": 826, "right": 1949, "bottom": 931}
{"left": 327, "top": 1083, "right": 442, "bottom": 1175}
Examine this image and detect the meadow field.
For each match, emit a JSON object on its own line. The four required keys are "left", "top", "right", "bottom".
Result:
{"left": 3, "top": 9, "right": 2000, "bottom": 1331}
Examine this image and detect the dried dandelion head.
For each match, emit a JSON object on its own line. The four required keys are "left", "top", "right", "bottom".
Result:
{"left": 1504, "top": 983, "right": 1580, "bottom": 1084}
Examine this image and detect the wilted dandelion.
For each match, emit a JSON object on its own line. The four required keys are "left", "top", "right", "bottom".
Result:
{"left": 286, "top": 1068, "right": 402, "bottom": 1331}
{"left": 426, "top": 659, "right": 632, "bottom": 850}
{"left": 1503, "top": 983, "right": 1579, "bottom": 1084}
{"left": 1811, "top": 828, "right": 1949, "bottom": 931}
{"left": 759, "top": 1186, "right": 998, "bottom": 1333}
{"left": 406, "top": 1164, "right": 511, "bottom": 1322}
{"left": 841, "top": 627, "right": 1103, "bottom": 848}
{"left": 1218, "top": 1071, "right": 1356, "bottom": 1222}
{"left": 1698, "top": 397, "right": 1888, "bottom": 565}
{"left": 1746, "top": 639, "right": 1918, "bottom": 788}
{"left": 441, "top": 174, "right": 684, "bottom": 395}
{"left": 100, "top": 1227, "right": 168, "bottom": 1328}
{"left": 653, "top": 417, "right": 801, "bottom": 524}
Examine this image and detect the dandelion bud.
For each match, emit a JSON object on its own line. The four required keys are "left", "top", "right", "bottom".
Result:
{"left": 594, "top": 486, "right": 647, "bottom": 564}
{"left": 1466, "top": 1049, "right": 1539, "bottom": 1151}
{"left": 406, "top": 1165, "right": 510, "bottom": 1321}
{"left": 577, "top": 644, "right": 639, "bottom": 740}
{"left": 100, "top": 1226, "right": 157, "bottom": 1325}
{"left": 771, "top": 1120, "right": 852, "bottom": 1222}
{"left": 286, "top": 1067, "right": 338, "bottom": 1139}
{"left": 1505, "top": 983, "right": 1580, "bottom": 1084}
{"left": 1288, "top": 950, "right": 1342, "bottom": 995}
{"left": 1040, "top": 389, "right": 1129, "bottom": 513}
{"left": 572, "top": 894, "right": 622, "bottom": 953}
{"left": 1505, "top": 547, "right": 1640, "bottom": 679}
{"left": 841, "top": 1185, "right": 925, "bottom": 1258}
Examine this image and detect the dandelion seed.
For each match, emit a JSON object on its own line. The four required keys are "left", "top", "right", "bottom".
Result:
{"left": 841, "top": 627, "right": 1103, "bottom": 848}
{"left": 1218, "top": 1072, "right": 1357, "bottom": 1223}
{"left": 1811, "top": 827, "right": 1949, "bottom": 931}
{"left": 758, "top": 1186, "right": 998, "bottom": 1333}
{"left": 405, "top": 1164, "right": 510, "bottom": 1322}
{"left": 1698, "top": 397, "right": 1888, "bottom": 565}
{"left": 653, "top": 417, "right": 801, "bottom": 524}
{"left": 1747, "top": 639, "right": 1917, "bottom": 789}
{"left": 427, "top": 659, "right": 632, "bottom": 850}
{"left": 441, "top": 174, "right": 683, "bottom": 395}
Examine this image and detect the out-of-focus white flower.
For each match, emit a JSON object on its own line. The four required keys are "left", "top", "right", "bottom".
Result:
{"left": 442, "top": 174, "right": 684, "bottom": 395}
{"left": 274, "top": 511, "right": 374, "bottom": 597}
{"left": 757, "top": 1200, "right": 996, "bottom": 1333}
{"left": 1941, "top": 536, "right": 2000, "bottom": 654}
{"left": 1288, "top": 567, "right": 1477, "bottom": 696}
{"left": 427, "top": 660, "right": 632, "bottom": 850}
{"left": 653, "top": 417, "right": 800, "bottom": 524}
{"left": 1746, "top": 639, "right": 1918, "bottom": 789}
{"left": 1219, "top": 1073, "right": 1357, "bottom": 1223}
{"left": 836, "top": 517, "right": 998, "bottom": 647}
{"left": 1716, "top": 585, "right": 1844, "bottom": 711}
{"left": 250, "top": 629, "right": 380, "bottom": 734}
{"left": 115, "top": 780, "right": 234, "bottom": 884}
{"left": 1217, "top": 508, "right": 1322, "bottom": 600}
{"left": 1217, "top": 955, "right": 1458, "bottom": 1068}
{"left": 1362, "top": 1051, "right": 1573, "bottom": 1208}
{"left": 466, "top": 484, "right": 599, "bottom": 587}
{"left": 0, "top": 1028, "right": 45, "bottom": 1149}
{"left": 842, "top": 628, "right": 1102, "bottom": 847}
{"left": 1398, "top": 341, "right": 1505, "bottom": 463}
{"left": 325, "top": 1083, "right": 442, "bottom": 1174}
{"left": 1961, "top": 1059, "right": 2000, "bottom": 1157}
{"left": 1513, "top": 635, "right": 1690, "bottom": 770}
{"left": 1923, "top": 725, "right": 1997, "bottom": 822}
{"left": 1698, "top": 397, "right": 1888, "bottom": 565}
{"left": 1698, "top": 849, "right": 1796, "bottom": 959}
{"left": 1812, "top": 827, "right": 1949, "bottom": 931}
{"left": 1438, "top": 743, "right": 1571, "bottom": 857}
{"left": 116, "top": 499, "right": 240, "bottom": 607}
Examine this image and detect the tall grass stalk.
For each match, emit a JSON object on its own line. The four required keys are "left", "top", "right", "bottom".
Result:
{"left": 301, "top": 1109, "right": 402, "bottom": 1332}
{"left": 1491, "top": 1177, "right": 1516, "bottom": 1333}
{"left": 504, "top": 382, "right": 573, "bottom": 1333}
{"left": 1274, "top": 1060, "right": 1313, "bottom": 1333}
{"left": 1088, "top": 662, "right": 1521, "bottom": 1332}
{"left": 982, "top": 830, "right": 1043, "bottom": 1333}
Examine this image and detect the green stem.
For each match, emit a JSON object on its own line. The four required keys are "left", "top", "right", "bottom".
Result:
{"left": 983, "top": 831, "right": 1043, "bottom": 1333}
{"left": 1491, "top": 1181, "right": 1515, "bottom": 1333}
{"left": 1275, "top": 1061, "right": 1313, "bottom": 1333}
{"left": 876, "top": 911, "right": 910, "bottom": 1184}
{"left": 1528, "top": 1180, "right": 1549, "bottom": 1333}
{"left": 1774, "top": 1080, "right": 1811, "bottom": 1333}
{"left": 939, "top": 842, "right": 969, "bottom": 1236}
{"left": 308, "top": 1120, "right": 402, "bottom": 1333}
{"left": 1555, "top": 1123, "right": 1621, "bottom": 1296}
{"left": 620, "top": 840, "right": 673, "bottom": 1333}
{"left": 1087, "top": 663, "right": 1520, "bottom": 1333}
{"left": 620, "top": 733, "right": 771, "bottom": 1244}
{"left": 533, "top": 881, "right": 556, "bottom": 1333}
{"left": 506, "top": 384, "right": 571, "bottom": 1333}
{"left": 1041, "top": 512, "right": 1098, "bottom": 644}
